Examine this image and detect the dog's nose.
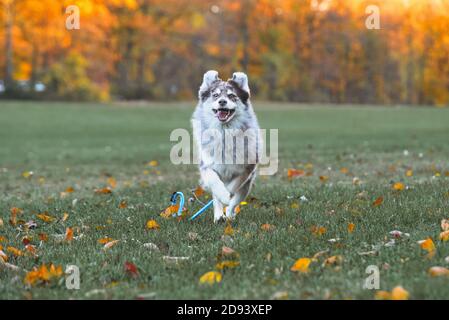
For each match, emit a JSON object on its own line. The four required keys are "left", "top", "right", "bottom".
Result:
{"left": 218, "top": 99, "right": 227, "bottom": 107}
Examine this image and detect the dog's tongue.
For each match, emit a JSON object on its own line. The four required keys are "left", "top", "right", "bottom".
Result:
{"left": 218, "top": 110, "right": 229, "bottom": 121}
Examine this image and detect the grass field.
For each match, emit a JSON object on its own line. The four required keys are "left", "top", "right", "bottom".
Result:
{"left": 0, "top": 101, "right": 449, "bottom": 300}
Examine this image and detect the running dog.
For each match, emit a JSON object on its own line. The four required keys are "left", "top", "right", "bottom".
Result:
{"left": 192, "top": 70, "right": 261, "bottom": 222}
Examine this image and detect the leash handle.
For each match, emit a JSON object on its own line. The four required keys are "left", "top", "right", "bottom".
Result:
{"left": 170, "top": 192, "right": 185, "bottom": 217}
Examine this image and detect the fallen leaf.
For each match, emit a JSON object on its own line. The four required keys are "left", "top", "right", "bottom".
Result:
{"left": 319, "top": 175, "right": 329, "bottom": 182}
{"left": 9, "top": 207, "right": 23, "bottom": 225}
{"left": 118, "top": 200, "right": 128, "bottom": 209}
{"left": 216, "top": 260, "right": 240, "bottom": 270}
{"left": 418, "top": 238, "right": 436, "bottom": 253}
{"left": 65, "top": 227, "right": 74, "bottom": 241}
{"left": 311, "top": 226, "right": 327, "bottom": 236}
{"left": 347, "top": 223, "right": 355, "bottom": 233}
{"left": 0, "top": 250, "right": 7, "bottom": 262}
{"left": 7, "top": 247, "right": 23, "bottom": 257}
{"left": 148, "top": 160, "right": 158, "bottom": 167}
{"left": 440, "top": 230, "right": 449, "bottom": 242}
{"left": 65, "top": 186, "right": 74, "bottom": 193}
{"left": 124, "top": 261, "right": 139, "bottom": 277}
{"left": 98, "top": 237, "right": 114, "bottom": 244}
{"left": 160, "top": 205, "right": 179, "bottom": 218}
{"left": 290, "top": 258, "right": 311, "bottom": 273}
{"left": 391, "top": 286, "right": 409, "bottom": 300}
{"left": 38, "top": 233, "right": 48, "bottom": 242}
{"left": 103, "top": 240, "right": 119, "bottom": 250}
{"left": 22, "top": 171, "right": 33, "bottom": 178}
{"left": 323, "top": 255, "right": 343, "bottom": 266}
{"left": 392, "top": 182, "right": 405, "bottom": 191}
{"left": 146, "top": 219, "right": 160, "bottom": 230}
{"left": 374, "top": 291, "right": 391, "bottom": 300}
{"left": 193, "top": 186, "right": 205, "bottom": 197}
{"left": 107, "top": 177, "right": 117, "bottom": 189}
{"left": 261, "top": 223, "right": 275, "bottom": 231}
{"left": 95, "top": 187, "right": 112, "bottom": 194}
{"left": 36, "top": 213, "right": 55, "bottom": 223}
{"left": 199, "top": 271, "right": 222, "bottom": 285}
{"left": 62, "top": 213, "right": 69, "bottom": 222}
{"left": 224, "top": 224, "right": 234, "bottom": 236}
{"left": 340, "top": 167, "right": 349, "bottom": 174}
{"left": 372, "top": 196, "right": 384, "bottom": 207}
{"left": 271, "top": 291, "right": 289, "bottom": 300}
{"left": 287, "top": 169, "right": 305, "bottom": 179}
{"left": 428, "top": 266, "right": 449, "bottom": 277}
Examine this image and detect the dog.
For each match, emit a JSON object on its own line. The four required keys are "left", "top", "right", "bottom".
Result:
{"left": 192, "top": 70, "right": 262, "bottom": 222}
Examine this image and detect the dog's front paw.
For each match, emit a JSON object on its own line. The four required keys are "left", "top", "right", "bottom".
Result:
{"left": 214, "top": 215, "right": 226, "bottom": 224}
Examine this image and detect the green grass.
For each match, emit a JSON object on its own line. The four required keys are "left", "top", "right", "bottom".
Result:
{"left": 0, "top": 101, "right": 448, "bottom": 299}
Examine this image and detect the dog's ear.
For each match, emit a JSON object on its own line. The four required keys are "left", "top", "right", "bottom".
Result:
{"left": 228, "top": 72, "right": 250, "bottom": 103}
{"left": 199, "top": 70, "right": 220, "bottom": 100}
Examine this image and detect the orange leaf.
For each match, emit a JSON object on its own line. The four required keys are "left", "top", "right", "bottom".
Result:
{"left": 118, "top": 200, "right": 128, "bottom": 209}
{"left": 372, "top": 196, "right": 384, "bottom": 207}
{"left": 103, "top": 240, "right": 119, "bottom": 250}
{"left": 65, "top": 227, "right": 74, "bottom": 241}
{"left": 319, "top": 175, "right": 329, "bottom": 182}
{"left": 287, "top": 169, "right": 305, "bottom": 179}
{"left": 65, "top": 186, "right": 74, "bottom": 193}
{"left": 418, "top": 238, "right": 436, "bottom": 252}
{"left": 290, "top": 258, "right": 311, "bottom": 273}
{"left": 439, "top": 230, "right": 449, "bottom": 242}
{"left": 194, "top": 186, "right": 205, "bottom": 197}
{"left": 391, "top": 286, "right": 409, "bottom": 300}
{"left": 98, "top": 237, "right": 114, "bottom": 244}
{"left": 261, "top": 223, "right": 275, "bottom": 231}
{"left": 38, "top": 233, "right": 48, "bottom": 242}
{"left": 347, "top": 223, "right": 355, "bottom": 233}
{"left": 95, "top": 187, "right": 112, "bottom": 194}
{"left": 392, "top": 182, "right": 405, "bottom": 191}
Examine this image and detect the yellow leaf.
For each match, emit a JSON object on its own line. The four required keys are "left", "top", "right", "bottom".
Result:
{"left": 36, "top": 213, "right": 55, "bottom": 223}
{"left": 62, "top": 213, "right": 69, "bottom": 222}
{"left": 7, "top": 246, "right": 23, "bottom": 257}
{"left": 391, "top": 286, "right": 409, "bottom": 300}
{"left": 146, "top": 219, "right": 160, "bottom": 230}
{"left": 199, "top": 271, "right": 222, "bottom": 285}
{"left": 440, "top": 230, "right": 449, "bottom": 242}
{"left": 107, "top": 177, "right": 117, "bottom": 189}
{"left": 348, "top": 223, "right": 355, "bottom": 233}
{"left": 291, "top": 202, "right": 299, "bottom": 209}
{"left": 22, "top": 171, "right": 33, "bottom": 178}
{"left": 406, "top": 170, "right": 413, "bottom": 177}
{"left": 418, "top": 238, "right": 436, "bottom": 252}
{"left": 148, "top": 160, "right": 158, "bottom": 167}
{"left": 224, "top": 224, "right": 234, "bottom": 236}
{"left": 428, "top": 266, "right": 449, "bottom": 277}
{"left": 290, "top": 258, "right": 311, "bottom": 273}
{"left": 215, "top": 260, "right": 240, "bottom": 270}
{"left": 311, "top": 226, "right": 326, "bottom": 236}
{"left": 392, "top": 182, "right": 405, "bottom": 191}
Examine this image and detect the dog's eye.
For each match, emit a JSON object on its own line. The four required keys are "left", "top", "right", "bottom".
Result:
{"left": 228, "top": 94, "right": 236, "bottom": 99}
{"left": 213, "top": 93, "right": 220, "bottom": 98}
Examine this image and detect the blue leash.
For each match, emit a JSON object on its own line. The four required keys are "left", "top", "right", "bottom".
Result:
{"left": 170, "top": 191, "right": 212, "bottom": 220}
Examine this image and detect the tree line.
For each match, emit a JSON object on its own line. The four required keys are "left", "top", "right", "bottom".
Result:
{"left": 0, "top": 0, "right": 448, "bottom": 105}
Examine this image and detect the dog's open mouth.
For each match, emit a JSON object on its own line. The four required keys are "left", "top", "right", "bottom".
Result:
{"left": 213, "top": 108, "right": 235, "bottom": 122}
